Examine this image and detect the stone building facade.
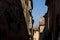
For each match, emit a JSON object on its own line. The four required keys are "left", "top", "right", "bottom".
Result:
{"left": 33, "top": 26, "right": 39, "bottom": 40}
{"left": 43, "top": 0, "right": 60, "bottom": 40}
{"left": 43, "top": 12, "right": 49, "bottom": 30}
{"left": 39, "top": 17, "right": 45, "bottom": 40}
{"left": 0, "top": 0, "right": 33, "bottom": 40}
{"left": 43, "top": 12, "right": 52, "bottom": 40}
{"left": 21, "top": 0, "right": 34, "bottom": 36}
{"left": 39, "top": 17, "right": 45, "bottom": 33}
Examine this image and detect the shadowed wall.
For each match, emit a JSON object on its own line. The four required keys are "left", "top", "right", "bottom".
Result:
{"left": 0, "top": 0, "right": 30, "bottom": 40}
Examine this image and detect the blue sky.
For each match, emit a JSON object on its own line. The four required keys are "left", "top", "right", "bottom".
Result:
{"left": 32, "top": 0, "right": 48, "bottom": 26}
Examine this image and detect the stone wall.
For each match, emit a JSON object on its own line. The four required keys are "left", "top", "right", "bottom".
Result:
{"left": 45, "top": 0, "right": 60, "bottom": 40}
{"left": 21, "top": 0, "right": 33, "bottom": 35}
{"left": 0, "top": 0, "right": 33, "bottom": 40}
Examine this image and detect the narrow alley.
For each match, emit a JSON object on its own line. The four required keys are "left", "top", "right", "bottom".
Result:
{"left": 0, "top": 0, "right": 60, "bottom": 40}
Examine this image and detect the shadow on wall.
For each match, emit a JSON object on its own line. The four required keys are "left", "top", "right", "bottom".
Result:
{"left": 0, "top": 0, "right": 29, "bottom": 40}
